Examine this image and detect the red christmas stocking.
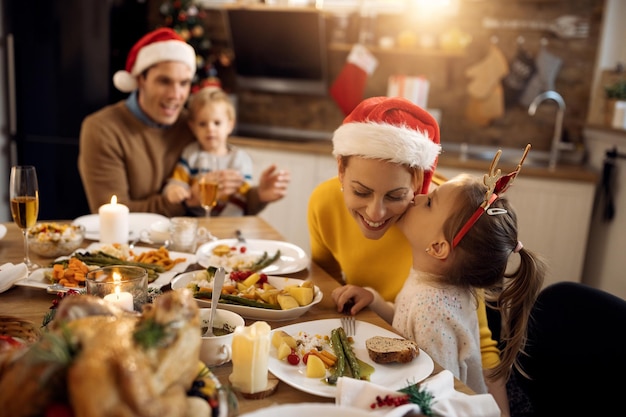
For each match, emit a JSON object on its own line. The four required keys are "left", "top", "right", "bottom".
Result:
{"left": 330, "top": 45, "right": 378, "bottom": 116}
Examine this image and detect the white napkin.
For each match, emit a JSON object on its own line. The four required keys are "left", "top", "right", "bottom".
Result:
{"left": 336, "top": 370, "right": 500, "bottom": 417}
{"left": 0, "top": 262, "right": 28, "bottom": 293}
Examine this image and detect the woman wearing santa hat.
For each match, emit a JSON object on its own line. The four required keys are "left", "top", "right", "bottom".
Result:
{"left": 307, "top": 96, "right": 509, "bottom": 416}
{"left": 78, "top": 28, "right": 289, "bottom": 217}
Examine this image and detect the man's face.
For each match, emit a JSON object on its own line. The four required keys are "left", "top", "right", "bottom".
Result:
{"left": 137, "top": 61, "right": 193, "bottom": 125}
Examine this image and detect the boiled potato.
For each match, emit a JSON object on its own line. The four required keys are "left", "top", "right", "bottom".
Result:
{"left": 242, "top": 272, "right": 261, "bottom": 287}
{"left": 277, "top": 341, "right": 292, "bottom": 360}
{"left": 306, "top": 354, "right": 326, "bottom": 378}
{"left": 271, "top": 330, "right": 297, "bottom": 349}
{"left": 287, "top": 286, "right": 314, "bottom": 306}
{"left": 277, "top": 294, "right": 299, "bottom": 310}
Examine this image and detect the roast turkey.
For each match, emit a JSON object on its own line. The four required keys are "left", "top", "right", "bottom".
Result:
{"left": 0, "top": 288, "right": 201, "bottom": 417}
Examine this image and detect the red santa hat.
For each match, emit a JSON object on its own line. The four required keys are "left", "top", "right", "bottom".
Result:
{"left": 332, "top": 96, "right": 441, "bottom": 194}
{"left": 113, "top": 28, "right": 197, "bottom": 93}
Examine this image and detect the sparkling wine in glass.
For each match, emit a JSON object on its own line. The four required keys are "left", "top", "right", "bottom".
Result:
{"left": 9, "top": 165, "right": 39, "bottom": 270}
{"left": 198, "top": 174, "right": 219, "bottom": 217}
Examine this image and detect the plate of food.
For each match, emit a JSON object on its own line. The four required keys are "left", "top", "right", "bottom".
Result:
{"left": 73, "top": 213, "right": 169, "bottom": 241}
{"left": 268, "top": 319, "right": 434, "bottom": 398}
{"left": 16, "top": 243, "right": 195, "bottom": 291}
{"left": 195, "top": 239, "right": 309, "bottom": 275}
{"left": 170, "top": 269, "right": 322, "bottom": 321}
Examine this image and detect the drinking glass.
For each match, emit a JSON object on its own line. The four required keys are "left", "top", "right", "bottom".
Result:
{"left": 198, "top": 154, "right": 223, "bottom": 217}
{"left": 198, "top": 173, "right": 219, "bottom": 217}
{"left": 9, "top": 165, "right": 39, "bottom": 270}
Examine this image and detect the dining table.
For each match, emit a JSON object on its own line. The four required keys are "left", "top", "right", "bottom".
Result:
{"left": 0, "top": 216, "right": 474, "bottom": 415}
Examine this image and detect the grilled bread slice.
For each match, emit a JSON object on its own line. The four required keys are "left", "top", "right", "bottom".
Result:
{"left": 365, "top": 336, "right": 419, "bottom": 364}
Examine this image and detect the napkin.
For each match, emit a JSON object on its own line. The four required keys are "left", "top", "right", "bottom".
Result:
{"left": 336, "top": 370, "right": 500, "bottom": 417}
{"left": 0, "top": 262, "right": 28, "bottom": 293}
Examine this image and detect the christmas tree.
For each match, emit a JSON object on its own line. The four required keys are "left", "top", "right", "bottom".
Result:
{"left": 160, "top": 0, "right": 222, "bottom": 92}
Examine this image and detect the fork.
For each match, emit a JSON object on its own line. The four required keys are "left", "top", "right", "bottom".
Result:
{"left": 340, "top": 315, "right": 356, "bottom": 336}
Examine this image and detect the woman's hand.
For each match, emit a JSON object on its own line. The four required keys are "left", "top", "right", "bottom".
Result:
{"left": 331, "top": 284, "right": 374, "bottom": 315}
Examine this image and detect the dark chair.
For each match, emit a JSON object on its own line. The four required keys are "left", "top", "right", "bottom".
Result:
{"left": 511, "top": 282, "right": 626, "bottom": 416}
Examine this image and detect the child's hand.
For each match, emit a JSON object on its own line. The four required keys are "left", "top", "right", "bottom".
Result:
{"left": 216, "top": 169, "right": 244, "bottom": 198}
{"left": 331, "top": 284, "right": 374, "bottom": 316}
{"left": 257, "top": 164, "right": 290, "bottom": 203}
{"left": 164, "top": 184, "right": 190, "bottom": 203}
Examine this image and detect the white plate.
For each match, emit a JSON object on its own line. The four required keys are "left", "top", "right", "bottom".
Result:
{"left": 16, "top": 243, "right": 195, "bottom": 291}
{"left": 196, "top": 239, "right": 310, "bottom": 275}
{"left": 240, "top": 403, "right": 372, "bottom": 417}
{"left": 0, "top": 224, "right": 7, "bottom": 240}
{"left": 170, "top": 272, "right": 322, "bottom": 321}
{"left": 73, "top": 213, "right": 169, "bottom": 241}
{"left": 268, "top": 319, "right": 434, "bottom": 398}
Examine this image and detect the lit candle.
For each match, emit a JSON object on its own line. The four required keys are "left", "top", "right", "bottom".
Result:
{"left": 230, "top": 321, "right": 271, "bottom": 394}
{"left": 99, "top": 195, "right": 129, "bottom": 244}
{"left": 103, "top": 271, "right": 134, "bottom": 311}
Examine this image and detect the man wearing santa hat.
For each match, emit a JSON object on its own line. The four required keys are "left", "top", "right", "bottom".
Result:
{"left": 79, "top": 28, "right": 289, "bottom": 217}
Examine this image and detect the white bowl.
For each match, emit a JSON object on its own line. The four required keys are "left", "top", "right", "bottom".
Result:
{"left": 199, "top": 308, "right": 245, "bottom": 367}
{"left": 171, "top": 271, "right": 323, "bottom": 321}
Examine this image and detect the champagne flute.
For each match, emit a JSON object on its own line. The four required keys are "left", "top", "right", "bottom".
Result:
{"left": 198, "top": 173, "right": 219, "bottom": 217}
{"left": 9, "top": 165, "right": 40, "bottom": 271}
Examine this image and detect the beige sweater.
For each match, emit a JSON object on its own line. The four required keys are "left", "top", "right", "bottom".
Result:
{"left": 78, "top": 101, "right": 194, "bottom": 217}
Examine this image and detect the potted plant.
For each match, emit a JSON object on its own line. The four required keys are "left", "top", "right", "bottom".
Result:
{"left": 604, "top": 79, "right": 626, "bottom": 128}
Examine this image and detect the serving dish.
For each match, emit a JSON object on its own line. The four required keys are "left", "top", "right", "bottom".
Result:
{"left": 73, "top": 213, "right": 169, "bottom": 241}
{"left": 17, "top": 243, "right": 195, "bottom": 291}
{"left": 171, "top": 271, "right": 322, "bottom": 321}
{"left": 196, "top": 238, "right": 309, "bottom": 275}
{"left": 268, "top": 319, "right": 434, "bottom": 398}
{"left": 27, "top": 223, "right": 85, "bottom": 257}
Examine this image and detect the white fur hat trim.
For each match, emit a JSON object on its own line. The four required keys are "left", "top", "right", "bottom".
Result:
{"left": 332, "top": 122, "right": 441, "bottom": 170}
{"left": 113, "top": 40, "right": 196, "bottom": 93}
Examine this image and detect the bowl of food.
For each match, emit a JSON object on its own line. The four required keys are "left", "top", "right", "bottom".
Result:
{"left": 27, "top": 222, "right": 85, "bottom": 258}
{"left": 199, "top": 307, "right": 245, "bottom": 367}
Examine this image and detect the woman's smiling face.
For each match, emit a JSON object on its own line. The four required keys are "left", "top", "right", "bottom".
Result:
{"left": 339, "top": 157, "right": 420, "bottom": 240}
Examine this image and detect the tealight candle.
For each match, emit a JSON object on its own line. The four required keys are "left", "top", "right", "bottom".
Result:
{"left": 99, "top": 195, "right": 129, "bottom": 244}
{"left": 86, "top": 266, "right": 147, "bottom": 312}
{"left": 230, "top": 321, "right": 271, "bottom": 394}
{"left": 103, "top": 285, "right": 134, "bottom": 311}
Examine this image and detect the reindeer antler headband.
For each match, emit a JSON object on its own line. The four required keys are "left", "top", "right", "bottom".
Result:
{"left": 452, "top": 144, "right": 531, "bottom": 248}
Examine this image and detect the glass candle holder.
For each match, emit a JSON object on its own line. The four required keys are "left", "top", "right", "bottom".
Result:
{"left": 85, "top": 265, "right": 148, "bottom": 312}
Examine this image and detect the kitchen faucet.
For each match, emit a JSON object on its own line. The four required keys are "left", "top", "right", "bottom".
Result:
{"left": 528, "top": 90, "right": 574, "bottom": 170}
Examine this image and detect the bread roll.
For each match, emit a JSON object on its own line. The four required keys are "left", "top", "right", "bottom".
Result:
{"left": 365, "top": 336, "right": 419, "bottom": 364}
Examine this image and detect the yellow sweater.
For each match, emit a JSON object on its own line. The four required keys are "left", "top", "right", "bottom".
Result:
{"left": 308, "top": 176, "right": 501, "bottom": 369}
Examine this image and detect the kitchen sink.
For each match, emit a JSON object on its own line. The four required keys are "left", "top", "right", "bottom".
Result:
{"left": 441, "top": 143, "right": 587, "bottom": 168}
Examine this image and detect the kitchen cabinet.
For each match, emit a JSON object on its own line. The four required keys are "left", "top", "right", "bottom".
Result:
{"left": 236, "top": 139, "right": 595, "bottom": 289}
{"left": 239, "top": 145, "right": 337, "bottom": 255}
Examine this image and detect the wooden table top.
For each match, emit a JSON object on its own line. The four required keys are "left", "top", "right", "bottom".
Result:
{"left": 0, "top": 216, "right": 473, "bottom": 414}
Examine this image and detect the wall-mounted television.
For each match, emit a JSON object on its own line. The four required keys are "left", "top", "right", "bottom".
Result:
{"left": 225, "top": 7, "right": 328, "bottom": 96}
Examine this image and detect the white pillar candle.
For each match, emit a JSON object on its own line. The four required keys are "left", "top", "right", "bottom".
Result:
{"left": 99, "top": 195, "right": 129, "bottom": 244}
{"left": 230, "top": 321, "right": 271, "bottom": 394}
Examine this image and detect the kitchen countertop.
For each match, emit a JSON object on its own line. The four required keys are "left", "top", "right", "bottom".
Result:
{"left": 230, "top": 136, "right": 600, "bottom": 183}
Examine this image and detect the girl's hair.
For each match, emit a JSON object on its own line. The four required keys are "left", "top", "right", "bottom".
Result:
{"left": 187, "top": 87, "right": 235, "bottom": 122}
{"left": 441, "top": 174, "right": 546, "bottom": 381}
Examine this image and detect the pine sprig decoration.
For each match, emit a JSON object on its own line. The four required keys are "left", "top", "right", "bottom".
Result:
{"left": 399, "top": 382, "right": 435, "bottom": 417}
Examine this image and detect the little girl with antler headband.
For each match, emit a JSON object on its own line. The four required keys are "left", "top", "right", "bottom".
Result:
{"left": 340, "top": 144, "right": 546, "bottom": 397}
